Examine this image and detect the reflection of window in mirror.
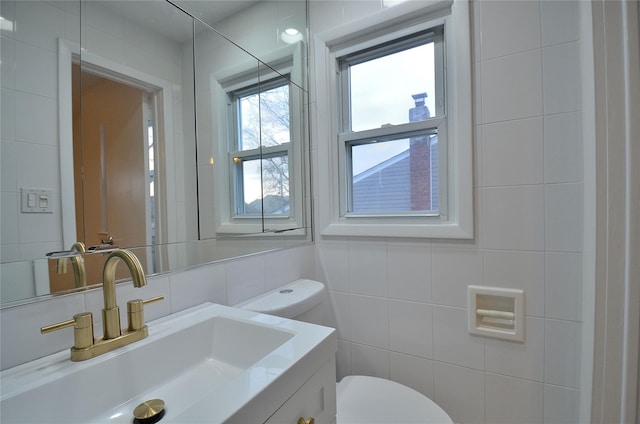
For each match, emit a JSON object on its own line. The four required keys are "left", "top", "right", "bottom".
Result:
{"left": 216, "top": 72, "right": 306, "bottom": 235}
{"left": 229, "top": 77, "right": 292, "bottom": 218}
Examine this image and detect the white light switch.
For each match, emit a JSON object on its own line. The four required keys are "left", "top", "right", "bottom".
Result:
{"left": 21, "top": 188, "right": 54, "bottom": 213}
{"left": 38, "top": 195, "right": 48, "bottom": 208}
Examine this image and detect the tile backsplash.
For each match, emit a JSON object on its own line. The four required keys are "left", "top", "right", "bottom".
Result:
{"left": 0, "top": 244, "right": 315, "bottom": 370}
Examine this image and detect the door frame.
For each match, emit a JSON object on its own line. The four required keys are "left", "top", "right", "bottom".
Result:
{"left": 580, "top": 1, "right": 640, "bottom": 422}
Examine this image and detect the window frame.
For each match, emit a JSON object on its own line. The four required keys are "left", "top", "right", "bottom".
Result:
{"left": 316, "top": 0, "right": 473, "bottom": 239}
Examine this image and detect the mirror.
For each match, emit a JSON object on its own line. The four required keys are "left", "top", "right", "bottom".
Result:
{"left": 0, "top": 0, "right": 310, "bottom": 305}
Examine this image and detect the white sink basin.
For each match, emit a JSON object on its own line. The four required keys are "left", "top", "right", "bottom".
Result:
{"left": 0, "top": 303, "right": 335, "bottom": 423}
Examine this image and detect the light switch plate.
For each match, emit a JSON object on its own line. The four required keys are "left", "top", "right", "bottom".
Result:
{"left": 21, "top": 188, "right": 54, "bottom": 213}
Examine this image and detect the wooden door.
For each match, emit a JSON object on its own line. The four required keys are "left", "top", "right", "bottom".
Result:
{"left": 50, "top": 66, "right": 149, "bottom": 292}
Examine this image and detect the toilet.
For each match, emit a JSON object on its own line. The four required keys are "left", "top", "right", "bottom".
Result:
{"left": 235, "top": 279, "right": 453, "bottom": 424}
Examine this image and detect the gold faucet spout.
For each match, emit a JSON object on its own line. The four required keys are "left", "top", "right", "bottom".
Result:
{"left": 102, "top": 249, "right": 147, "bottom": 339}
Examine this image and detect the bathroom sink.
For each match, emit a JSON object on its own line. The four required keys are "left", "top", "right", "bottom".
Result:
{"left": 0, "top": 303, "right": 335, "bottom": 423}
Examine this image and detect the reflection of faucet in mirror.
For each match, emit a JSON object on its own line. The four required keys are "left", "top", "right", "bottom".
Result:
{"left": 40, "top": 249, "right": 163, "bottom": 361}
{"left": 55, "top": 242, "right": 87, "bottom": 288}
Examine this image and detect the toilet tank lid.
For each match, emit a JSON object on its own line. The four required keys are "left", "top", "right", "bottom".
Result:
{"left": 234, "top": 279, "right": 327, "bottom": 319}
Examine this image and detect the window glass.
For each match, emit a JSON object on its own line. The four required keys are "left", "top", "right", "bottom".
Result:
{"left": 347, "top": 32, "right": 439, "bottom": 132}
{"left": 238, "top": 84, "right": 290, "bottom": 150}
{"left": 339, "top": 28, "right": 444, "bottom": 216}
{"left": 261, "top": 154, "right": 289, "bottom": 214}
{"left": 349, "top": 129, "right": 438, "bottom": 214}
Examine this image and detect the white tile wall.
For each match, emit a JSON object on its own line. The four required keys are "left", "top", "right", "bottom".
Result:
{"left": 433, "top": 305, "right": 485, "bottom": 370}
{"left": 485, "top": 372, "right": 544, "bottom": 424}
{"left": 336, "top": 339, "right": 352, "bottom": 380}
{"left": 545, "top": 252, "right": 582, "bottom": 321}
{"left": 350, "top": 294, "right": 389, "bottom": 349}
{"left": 483, "top": 185, "right": 545, "bottom": 251}
{"left": 14, "top": 43, "right": 56, "bottom": 98}
{"left": 389, "top": 300, "right": 433, "bottom": 358}
{"left": 478, "top": 0, "right": 541, "bottom": 60}
{"left": 542, "top": 41, "right": 582, "bottom": 114}
{"left": 484, "top": 250, "right": 545, "bottom": 317}
{"left": 225, "top": 254, "right": 266, "bottom": 306}
{"left": 545, "top": 183, "right": 584, "bottom": 252}
{"left": 387, "top": 241, "right": 431, "bottom": 302}
{"left": 545, "top": 319, "right": 582, "bottom": 389}
{"left": 350, "top": 343, "right": 389, "bottom": 379}
{"left": 540, "top": 0, "right": 580, "bottom": 47}
{"left": 328, "top": 290, "right": 351, "bottom": 341}
{"left": 543, "top": 384, "right": 581, "bottom": 423}
{"left": 13, "top": 1, "right": 65, "bottom": 51}
{"left": 389, "top": 352, "right": 435, "bottom": 399}
{"left": 481, "top": 50, "right": 543, "bottom": 124}
{"left": 433, "top": 362, "right": 485, "bottom": 424}
{"left": 432, "top": 248, "right": 483, "bottom": 307}
{"left": 484, "top": 317, "right": 545, "bottom": 381}
{"left": 168, "top": 263, "right": 227, "bottom": 312}
{"left": 348, "top": 241, "right": 388, "bottom": 297}
{"left": 481, "top": 117, "right": 543, "bottom": 187}
{"left": 544, "top": 111, "right": 583, "bottom": 183}
{"left": 310, "top": 0, "right": 584, "bottom": 422}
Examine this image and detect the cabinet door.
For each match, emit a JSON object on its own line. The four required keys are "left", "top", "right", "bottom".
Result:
{"left": 264, "top": 359, "right": 336, "bottom": 424}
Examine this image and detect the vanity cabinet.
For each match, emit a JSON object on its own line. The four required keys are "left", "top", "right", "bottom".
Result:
{"left": 264, "top": 358, "right": 337, "bottom": 424}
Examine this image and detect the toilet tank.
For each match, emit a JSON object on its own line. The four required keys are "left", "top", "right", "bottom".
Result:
{"left": 234, "top": 279, "right": 327, "bottom": 326}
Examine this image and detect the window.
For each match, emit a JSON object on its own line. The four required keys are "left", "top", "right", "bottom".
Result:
{"left": 229, "top": 77, "right": 292, "bottom": 217}
{"left": 317, "top": 0, "right": 473, "bottom": 238}
{"left": 338, "top": 28, "right": 445, "bottom": 216}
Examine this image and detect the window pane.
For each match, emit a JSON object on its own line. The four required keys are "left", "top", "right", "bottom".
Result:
{"left": 349, "top": 42, "right": 436, "bottom": 131}
{"left": 259, "top": 85, "right": 290, "bottom": 148}
{"left": 262, "top": 155, "right": 289, "bottom": 215}
{"left": 237, "top": 155, "right": 290, "bottom": 216}
{"left": 350, "top": 131, "right": 438, "bottom": 213}
{"left": 238, "top": 84, "right": 290, "bottom": 150}
{"left": 240, "top": 159, "right": 263, "bottom": 214}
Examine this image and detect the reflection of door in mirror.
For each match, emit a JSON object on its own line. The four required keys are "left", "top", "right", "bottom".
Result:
{"left": 48, "top": 64, "right": 153, "bottom": 292}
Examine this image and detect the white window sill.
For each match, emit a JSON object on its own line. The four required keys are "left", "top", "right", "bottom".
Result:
{"left": 321, "top": 220, "right": 473, "bottom": 239}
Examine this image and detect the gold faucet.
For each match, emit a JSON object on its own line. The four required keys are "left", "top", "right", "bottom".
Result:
{"left": 102, "top": 249, "right": 147, "bottom": 339}
{"left": 55, "top": 241, "right": 87, "bottom": 288}
{"left": 41, "top": 249, "right": 163, "bottom": 361}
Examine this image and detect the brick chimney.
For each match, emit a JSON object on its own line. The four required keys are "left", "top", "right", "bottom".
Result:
{"left": 409, "top": 93, "right": 431, "bottom": 211}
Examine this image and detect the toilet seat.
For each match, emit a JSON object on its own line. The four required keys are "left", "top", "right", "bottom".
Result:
{"left": 336, "top": 376, "right": 453, "bottom": 423}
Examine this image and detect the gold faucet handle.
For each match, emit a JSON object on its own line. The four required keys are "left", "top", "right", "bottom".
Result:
{"left": 41, "top": 312, "right": 94, "bottom": 349}
{"left": 127, "top": 296, "right": 164, "bottom": 332}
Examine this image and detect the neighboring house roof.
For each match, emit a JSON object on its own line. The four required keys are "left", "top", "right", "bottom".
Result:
{"left": 352, "top": 136, "right": 439, "bottom": 213}
{"left": 245, "top": 194, "right": 290, "bottom": 214}
{"left": 353, "top": 150, "right": 411, "bottom": 212}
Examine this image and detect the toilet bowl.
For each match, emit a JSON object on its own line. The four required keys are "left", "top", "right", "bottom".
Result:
{"left": 235, "top": 279, "right": 453, "bottom": 424}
